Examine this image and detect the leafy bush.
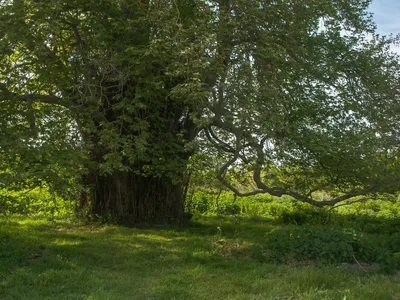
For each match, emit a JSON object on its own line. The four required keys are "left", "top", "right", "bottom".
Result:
{"left": 389, "top": 232, "right": 400, "bottom": 251}
{"left": 190, "top": 193, "right": 210, "bottom": 214}
{"left": 187, "top": 190, "right": 400, "bottom": 227}
{"left": 186, "top": 190, "right": 243, "bottom": 216}
{"left": 262, "top": 225, "right": 399, "bottom": 272}
{"left": 278, "top": 207, "right": 329, "bottom": 225}
{"left": 264, "top": 226, "right": 357, "bottom": 263}
{"left": 186, "top": 190, "right": 331, "bottom": 222}
{"left": 0, "top": 187, "right": 75, "bottom": 217}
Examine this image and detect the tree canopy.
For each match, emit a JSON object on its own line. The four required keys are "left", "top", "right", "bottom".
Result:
{"left": 1, "top": 0, "right": 400, "bottom": 223}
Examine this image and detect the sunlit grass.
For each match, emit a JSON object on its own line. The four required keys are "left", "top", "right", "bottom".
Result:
{"left": 1, "top": 215, "right": 399, "bottom": 300}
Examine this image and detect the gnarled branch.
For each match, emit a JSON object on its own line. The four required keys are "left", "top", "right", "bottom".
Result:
{"left": 214, "top": 130, "right": 400, "bottom": 207}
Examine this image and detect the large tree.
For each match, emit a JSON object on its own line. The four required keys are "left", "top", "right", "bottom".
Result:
{"left": 1, "top": 0, "right": 400, "bottom": 224}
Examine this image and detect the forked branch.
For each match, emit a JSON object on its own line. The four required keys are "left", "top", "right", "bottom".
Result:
{"left": 213, "top": 135, "right": 400, "bottom": 207}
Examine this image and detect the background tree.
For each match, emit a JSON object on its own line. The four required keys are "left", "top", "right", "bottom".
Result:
{"left": 1, "top": 0, "right": 399, "bottom": 224}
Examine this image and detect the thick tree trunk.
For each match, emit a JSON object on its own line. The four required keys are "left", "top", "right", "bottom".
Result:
{"left": 74, "top": 85, "right": 197, "bottom": 225}
{"left": 83, "top": 172, "right": 186, "bottom": 225}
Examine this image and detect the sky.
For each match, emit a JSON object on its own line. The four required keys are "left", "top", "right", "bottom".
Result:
{"left": 369, "top": 0, "right": 400, "bottom": 52}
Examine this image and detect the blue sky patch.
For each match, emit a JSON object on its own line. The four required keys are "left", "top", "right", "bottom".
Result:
{"left": 370, "top": 0, "right": 400, "bottom": 36}
{"left": 369, "top": 0, "right": 400, "bottom": 52}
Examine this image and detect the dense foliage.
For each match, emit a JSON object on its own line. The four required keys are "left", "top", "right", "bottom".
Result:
{"left": 1, "top": 0, "right": 400, "bottom": 223}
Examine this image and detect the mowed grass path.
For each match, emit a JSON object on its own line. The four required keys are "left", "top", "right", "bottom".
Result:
{"left": 1, "top": 216, "right": 399, "bottom": 300}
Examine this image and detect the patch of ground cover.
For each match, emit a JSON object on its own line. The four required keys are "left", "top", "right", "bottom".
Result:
{"left": 0, "top": 215, "right": 399, "bottom": 300}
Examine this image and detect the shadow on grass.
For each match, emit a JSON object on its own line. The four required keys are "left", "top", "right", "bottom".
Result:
{"left": 0, "top": 216, "right": 261, "bottom": 299}
{"left": 1, "top": 213, "right": 400, "bottom": 299}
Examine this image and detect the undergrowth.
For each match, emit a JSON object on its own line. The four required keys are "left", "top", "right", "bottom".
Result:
{"left": 188, "top": 189, "right": 400, "bottom": 273}
{"left": 1, "top": 187, "right": 400, "bottom": 273}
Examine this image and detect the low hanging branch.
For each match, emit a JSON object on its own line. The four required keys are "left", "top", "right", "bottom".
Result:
{"left": 205, "top": 119, "right": 400, "bottom": 208}
{"left": 216, "top": 149, "right": 400, "bottom": 207}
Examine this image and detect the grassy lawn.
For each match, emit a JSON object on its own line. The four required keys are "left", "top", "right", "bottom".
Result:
{"left": 1, "top": 215, "right": 399, "bottom": 300}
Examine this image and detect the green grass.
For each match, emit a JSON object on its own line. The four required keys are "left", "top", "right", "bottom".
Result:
{"left": 1, "top": 215, "right": 400, "bottom": 300}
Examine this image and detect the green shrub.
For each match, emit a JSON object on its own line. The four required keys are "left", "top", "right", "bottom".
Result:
{"left": 187, "top": 190, "right": 243, "bottom": 216}
{"left": 192, "top": 194, "right": 210, "bottom": 214}
{"left": 389, "top": 232, "right": 400, "bottom": 251}
{"left": 187, "top": 190, "right": 400, "bottom": 230}
{"left": 263, "top": 225, "right": 398, "bottom": 272}
{"left": 215, "top": 201, "right": 239, "bottom": 215}
{"left": 264, "top": 226, "right": 357, "bottom": 264}
{"left": 278, "top": 208, "right": 329, "bottom": 225}
{"left": 0, "top": 187, "right": 75, "bottom": 217}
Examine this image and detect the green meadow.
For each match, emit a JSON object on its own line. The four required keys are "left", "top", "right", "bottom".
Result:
{"left": 1, "top": 192, "right": 400, "bottom": 300}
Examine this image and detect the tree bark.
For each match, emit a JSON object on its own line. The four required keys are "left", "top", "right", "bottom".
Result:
{"left": 83, "top": 171, "right": 186, "bottom": 225}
